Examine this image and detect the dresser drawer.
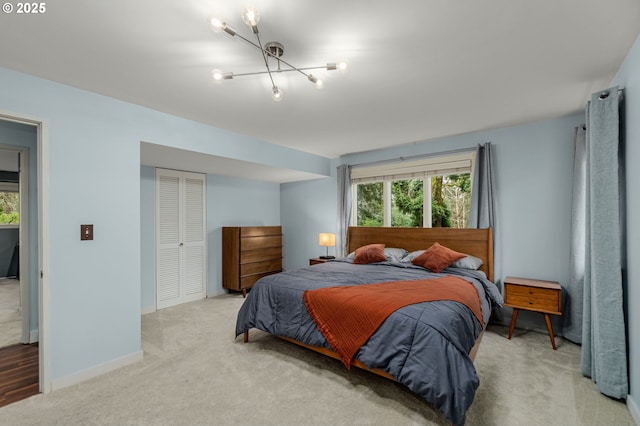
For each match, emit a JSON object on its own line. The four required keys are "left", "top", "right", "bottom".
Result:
{"left": 241, "top": 235, "right": 282, "bottom": 251}
{"left": 241, "top": 246, "right": 282, "bottom": 263}
{"left": 240, "top": 259, "right": 282, "bottom": 277}
{"left": 241, "top": 226, "right": 282, "bottom": 237}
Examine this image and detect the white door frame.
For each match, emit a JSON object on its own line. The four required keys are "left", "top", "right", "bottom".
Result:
{"left": 0, "top": 111, "right": 50, "bottom": 393}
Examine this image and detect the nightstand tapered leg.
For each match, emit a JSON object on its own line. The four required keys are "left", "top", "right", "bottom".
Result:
{"left": 544, "top": 314, "right": 557, "bottom": 350}
{"left": 508, "top": 308, "right": 519, "bottom": 339}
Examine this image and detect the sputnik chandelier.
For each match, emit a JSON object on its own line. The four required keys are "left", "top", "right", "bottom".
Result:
{"left": 208, "top": 6, "right": 348, "bottom": 101}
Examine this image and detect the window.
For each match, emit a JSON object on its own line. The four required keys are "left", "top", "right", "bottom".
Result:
{"left": 0, "top": 191, "right": 19, "bottom": 225}
{"left": 0, "top": 177, "right": 20, "bottom": 225}
{"left": 352, "top": 152, "right": 474, "bottom": 228}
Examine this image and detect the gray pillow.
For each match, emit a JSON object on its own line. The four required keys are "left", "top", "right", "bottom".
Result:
{"left": 384, "top": 247, "right": 409, "bottom": 263}
{"left": 451, "top": 255, "right": 484, "bottom": 270}
{"left": 401, "top": 250, "right": 425, "bottom": 263}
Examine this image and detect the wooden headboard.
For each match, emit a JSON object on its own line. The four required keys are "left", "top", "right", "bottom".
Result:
{"left": 347, "top": 226, "right": 494, "bottom": 282}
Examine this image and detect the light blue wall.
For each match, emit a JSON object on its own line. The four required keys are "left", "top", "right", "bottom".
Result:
{"left": 280, "top": 164, "right": 336, "bottom": 270}
{"left": 0, "top": 66, "right": 329, "bottom": 384}
{"left": 612, "top": 35, "right": 640, "bottom": 419}
{"left": 139, "top": 167, "right": 281, "bottom": 311}
{"left": 282, "top": 113, "right": 583, "bottom": 332}
{"left": 0, "top": 120, "right": 38, "bottom": 335}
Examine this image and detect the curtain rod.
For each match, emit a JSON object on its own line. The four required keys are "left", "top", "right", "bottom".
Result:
{"left": 346, "top": 146, "right": 478, "bottom": 169}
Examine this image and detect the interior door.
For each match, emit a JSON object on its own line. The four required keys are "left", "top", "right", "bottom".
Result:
{"left": 155, "top": 169, "right": 206, "bottom": 309}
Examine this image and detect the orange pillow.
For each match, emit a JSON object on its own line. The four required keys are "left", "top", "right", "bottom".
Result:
{"left": 411, "top": 242, "right": 465, "bottom": 273}
{"left": 352, "top": 244, "right": 386, "bottom": 264}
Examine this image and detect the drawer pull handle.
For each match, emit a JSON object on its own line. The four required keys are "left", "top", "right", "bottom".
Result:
{"left": 529, "top": 300, "right": 534, "bottom": 304}
{"left": 529, "top": 290, "right": 534, "bottom": 294}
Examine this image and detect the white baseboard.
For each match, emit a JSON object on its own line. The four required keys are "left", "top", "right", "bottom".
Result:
{"left": 628, "top": 395, "right": 640, "bottom": 425}
{"left": 141, "top": 306, "right": 156, "bottom": 315}
{"left": 50, "top": 350, "right": 143, "bottom": 391}
{"left": 29, "top": 329, "right": 39, "bottom": 343}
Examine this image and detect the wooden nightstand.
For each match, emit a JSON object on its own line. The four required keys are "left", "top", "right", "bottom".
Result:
{"left": 504, "top": 276, "right": 562, "bottom": 350}
{"left": 309, "top": 258, "right": 329, "bottom": 266}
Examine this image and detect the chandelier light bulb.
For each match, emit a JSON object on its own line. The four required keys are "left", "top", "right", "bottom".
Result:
{"left": 211, "top": 69, "right": 224, "bottom": 81}
{"left": 337, "top": 61, "right": 349, "bottom": 72}
{"left": 208, "top": 16, "right": 226, "bottom": 33}
{"left": 242, "top": 6, "right": 260, "bottom": 27}
{"left": 272, "top": 86, "right": 283, "bottom": 101}
{"left": 211, "top": 70, "right": 233, "bottom": 81}
{"left": 308, "top": 75, "right": 324, "bottom": 89}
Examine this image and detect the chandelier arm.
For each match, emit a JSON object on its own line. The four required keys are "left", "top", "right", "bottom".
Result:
{"left": 232, "top": 66, "right": 329, "bottom": 78}
{"left": 254, "top": 31, "right": 277, "bottom": 88}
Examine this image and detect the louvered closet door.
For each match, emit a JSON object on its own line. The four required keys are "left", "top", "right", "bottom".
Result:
{"left": 181, "top": 172, "right": 206, "bottom": 303}
{"left": 155, "top": 169, "right": 206, "bottom": 310}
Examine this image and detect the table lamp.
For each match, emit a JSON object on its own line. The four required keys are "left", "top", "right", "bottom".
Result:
{"left": 318, "top": 233, "right": 336, "bottom": 259}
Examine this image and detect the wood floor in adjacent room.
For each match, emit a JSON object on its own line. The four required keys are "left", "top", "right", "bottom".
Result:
{"left": 0, "top": 343, "right": 39, "bottom": 407}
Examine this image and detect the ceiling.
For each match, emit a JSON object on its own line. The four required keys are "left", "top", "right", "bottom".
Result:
{"left": 1, "top": 0, "right": 639, "bottom": 162}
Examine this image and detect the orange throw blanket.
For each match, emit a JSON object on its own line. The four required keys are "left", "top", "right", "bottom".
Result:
{"left": 303, "top": 276, "right": 484, "bottom": 368}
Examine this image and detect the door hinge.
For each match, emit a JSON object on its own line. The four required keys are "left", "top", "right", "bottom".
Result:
{"left": 40, "top": 271, "right": 43, "bottom": 279}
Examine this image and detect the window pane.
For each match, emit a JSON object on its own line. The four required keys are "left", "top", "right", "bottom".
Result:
{"left": 356, "top": 182, "right": 383, "bottom": 226}
{"left": 0, "top": 192, "right": 19, "bottom": 224}
{"left": 431, "top": 174, "right": 471, "bottom": 228}
{"left": 391, "top": 179, "right": 423, "bottom": 227}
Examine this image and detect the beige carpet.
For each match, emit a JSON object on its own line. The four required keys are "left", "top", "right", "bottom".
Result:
{"left": 0, "top": 278, "right": 21, "bottom": 347}
{"left": 0, "top": 294, "right": 634, "bottom": 425}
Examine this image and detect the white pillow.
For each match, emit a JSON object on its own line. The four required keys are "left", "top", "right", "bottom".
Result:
{"left": 451, "top": 255, "right": 484, "bottom": 270}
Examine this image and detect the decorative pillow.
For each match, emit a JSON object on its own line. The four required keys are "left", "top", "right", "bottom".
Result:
{"left": 410, "top": 243, "right": 466, "bottom": 273}
{"left": 451, "top": 254, "right": 484, "bottom": 270}
{"left": 352, "top": 244, "right": 386, "bottom": 264}
{"left": 384, "top": 247, "right": 409, "bottom": 263}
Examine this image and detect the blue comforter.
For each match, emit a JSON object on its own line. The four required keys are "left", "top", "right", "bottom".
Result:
{"left": 235, "top": 259, "right": 503, "bottom": 425}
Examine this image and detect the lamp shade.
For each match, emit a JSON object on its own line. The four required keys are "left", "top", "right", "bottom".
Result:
{"left": 319, "top": 233, "right": 336, "bottom": 247}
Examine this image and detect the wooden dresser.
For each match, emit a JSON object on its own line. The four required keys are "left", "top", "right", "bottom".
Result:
{"left": 222, "top": 226, "right": 283, "bottom": 296}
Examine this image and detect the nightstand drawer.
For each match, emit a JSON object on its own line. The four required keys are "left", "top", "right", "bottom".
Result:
{"left": 504, "top": 293, "right": 559, "bottom": 312}
{"left": 504, "top": 283, "right": 559, "bottom": 300}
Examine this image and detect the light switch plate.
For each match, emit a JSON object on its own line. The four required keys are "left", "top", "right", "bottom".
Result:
{"left": 81, "top": 224, "right": 94, "bottom": 241}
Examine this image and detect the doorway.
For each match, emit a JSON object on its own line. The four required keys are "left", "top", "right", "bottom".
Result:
{"left": 0, "top": 114, "right": 46, "bottom": 400}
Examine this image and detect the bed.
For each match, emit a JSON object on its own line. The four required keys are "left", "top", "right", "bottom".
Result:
{"left": 235, "top": 226, "right": 502, "bottom": 425}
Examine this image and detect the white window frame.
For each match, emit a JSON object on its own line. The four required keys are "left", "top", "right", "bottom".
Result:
{"left": 350, "top": 151, "right": 476, "bottom": 227}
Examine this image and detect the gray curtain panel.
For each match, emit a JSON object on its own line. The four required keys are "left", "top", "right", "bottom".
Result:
{"left": 467, "top": 143, "right": 501, "bottom": 311}
{"left": 580, "top": 87, "right": 628, "bottom": 399}
{"left": 336, "top": 164, "right": 352, "bottom": 257}
{"left": 468, "top": 143, "right": 496, "bottom": 229}
{"left": 563, "top": 126, "right": 587, "bottom": 343}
